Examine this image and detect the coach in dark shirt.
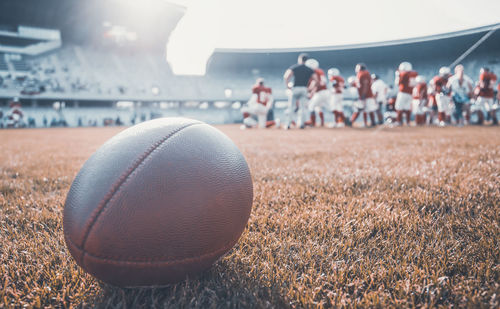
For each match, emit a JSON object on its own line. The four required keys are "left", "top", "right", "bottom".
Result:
{"left": 284, "top": 53, "right": 316, "bottom": 129}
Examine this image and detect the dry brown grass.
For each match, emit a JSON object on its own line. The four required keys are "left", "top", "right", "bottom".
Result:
{"left": 1, "top": 125, "right": 499, "bottom": 308}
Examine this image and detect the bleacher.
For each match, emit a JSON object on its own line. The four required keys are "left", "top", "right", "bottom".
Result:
{"left": 0, "top": 54, "right": 8, "bottom": 71}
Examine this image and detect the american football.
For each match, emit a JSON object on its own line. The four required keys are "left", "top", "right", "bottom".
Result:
{"left": 63, "top": 117, "right": 253, "bottom": 287}
{"left": 1, "top": 0, "right": 499, "bottom": 307}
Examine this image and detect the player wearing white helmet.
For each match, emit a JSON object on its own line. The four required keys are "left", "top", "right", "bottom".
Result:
{"left": 447, "top": 64, "right": 473, "bottom": 126}
{"left": 241, "top": 78, "right": 280, "bottom": 129}
{"left": 350, "top": 63, "right": 377, "bottom": 127}
{"left": 304, "top": 58, "right": 329, "bottom": 127}
{"left": 473, "top": 67, "right": 498, "bottom": 125}
{"left": 429, "top": 66, "right": 452, "bottom": 127}
{"left": 412, "top": 76, "right": 428, "bottom": 125}
{"left": 395, "top": 61, "right": 418, "bottom": 125}
{"left": 328, "top": 68, "right": 346, "bottom": 127}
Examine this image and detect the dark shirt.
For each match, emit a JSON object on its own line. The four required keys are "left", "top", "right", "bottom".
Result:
{"left": 289, "top": 64, "right": 314, "bottom": 87}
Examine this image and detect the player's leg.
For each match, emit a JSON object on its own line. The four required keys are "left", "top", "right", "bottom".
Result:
{"left": 330, "top": 93, "right": 344, "bottom": 127}
{"left": 395, "top": 92, "right": 405, "bottom": 125}
{"left": 305, "top": 93, "right": 317, "bottom": 127}
{"left": 487, "top": 98, "right": 498, "bottom": 125}
{"left": 436, "top": 94, "right": 448, "bottom": 127}
{"left": 285, "top": 89, "right": 298, "bottom": 129}
{"left": 296, "top": 88, "right": 308, "bottom": 129}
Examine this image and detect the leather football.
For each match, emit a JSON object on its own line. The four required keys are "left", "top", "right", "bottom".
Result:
{"left": 63, "top": 118, "right": 253, "bottom": 287}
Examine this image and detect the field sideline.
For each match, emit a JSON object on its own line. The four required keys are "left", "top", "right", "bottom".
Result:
{"left": 1, "top": 125, "right": 499, "bottom": 308}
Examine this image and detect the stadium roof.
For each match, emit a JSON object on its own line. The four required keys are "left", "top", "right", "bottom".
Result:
{"left": 206, "top": 23, "right": 500, "bottom": 74}
{"left": 0, "top": 0, "right": 185, "bottom": 49}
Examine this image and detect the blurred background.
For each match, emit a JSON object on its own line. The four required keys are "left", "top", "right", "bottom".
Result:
{"left": 0, "top": 0, "right": 499, "bottom": 127}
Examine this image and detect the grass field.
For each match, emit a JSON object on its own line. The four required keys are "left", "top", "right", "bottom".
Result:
{"left": 1, "top": 124, "right": 499, "bottom": 308}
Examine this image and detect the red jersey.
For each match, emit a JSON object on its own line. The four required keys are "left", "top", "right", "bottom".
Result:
{"left": 478, "top": 72, "right": 497, "bottom": 98}
{"left": 356, "top": 70, "right": 373, "bottom": 99}
{"left": 329, "top": 75, "right": 344, "bottom": 94}
{"left": 431, "top": 76, "right": 449, "bottom": 94}
{"left": 412, "top": 83, "right": 428, "bottom": 100}
{"left": 398, "top": 70, "right": 418, "bottom": 94}
{"left": 252, "top": 85, "right": 272, "bottom": 105}
{"left": 315, "top": 68, "right": 327, "bottom": 91}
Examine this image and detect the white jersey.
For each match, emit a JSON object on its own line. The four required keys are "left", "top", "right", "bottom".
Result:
{"left": 448, "top": 74, "right": 473, "bottom": 100}
{"left": 371, "top": 79, "right": 388, "bottom": 103}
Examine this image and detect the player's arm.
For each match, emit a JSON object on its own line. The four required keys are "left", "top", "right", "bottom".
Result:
{"left": 284, "top": 69, "right": 293, "bottom": 89}
{"left": 394, "top": 70, "right": 400, "bottom": 86}
{"left": 308, "top": 73, "right": 319, "bottom": 93}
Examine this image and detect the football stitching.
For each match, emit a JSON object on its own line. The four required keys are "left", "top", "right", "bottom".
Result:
{"left": 65, "top": 232, "right": 241, "bottom": 264}
{"left": 78, "top": 122, "right": 201, "bottom": 261}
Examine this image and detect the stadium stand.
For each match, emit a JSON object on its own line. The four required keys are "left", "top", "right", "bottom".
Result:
{"left": 0, "top": 0, "right": 498, "bottom": 127}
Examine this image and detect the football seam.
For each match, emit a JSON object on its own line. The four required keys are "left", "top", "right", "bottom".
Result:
{"left": 77, "top": 122, "right": 202, "bottom": 261}
{"left": 65, "top": 232, "right": 241, "bottom": 264}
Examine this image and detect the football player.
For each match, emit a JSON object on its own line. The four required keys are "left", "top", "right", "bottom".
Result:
{"left": 412, "top": 76, "right": 428, "bottom": 125}
{"left": 6, "top": 98, "right": 24, "bottom": 128}
{"left": 371, "top": 74, "right": 387, "bottom": 125}
{"left": 473, "top": 67, "right": 498, "bottom": 125}
{"left": 395, "top": 61, "right": 418, "bottom": 125}
{"left": 328, "top": 68, "right": 346, "bottom": 127}
{"left": 241, "top": 78, "right": 279, "bottom": 129}
{"left": 447, "top": 64, "right": 473, "bottom": 126}
{"left": 429, "top": 67, "right": 452, "bottom": 127}
{"left": 351, "top": 63, "right": 377, "bottom": 127}
{"left": 304, "top": 58, "right": 329, "bottom": 127}
{"left": 283, "top": 53, "right": 317, "bottom": 129}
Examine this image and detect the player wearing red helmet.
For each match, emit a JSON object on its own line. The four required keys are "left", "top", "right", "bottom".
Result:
{"left": 395, "top": 61, "right": 418, "bottom": 125}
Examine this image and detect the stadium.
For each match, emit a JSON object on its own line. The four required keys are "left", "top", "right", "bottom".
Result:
{"left": 1, "top": 0, "right": 499, "bottom": 127}
{"left": 1, "top": 0, "right": 499, "bottom": 308}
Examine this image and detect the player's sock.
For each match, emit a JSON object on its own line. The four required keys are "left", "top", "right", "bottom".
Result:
{"left": 438, "top": 112, "right": 444, "bottom": 122}
{"left": 363, "top": 112, "right": 368, "bottom": 127}
{"left": 396, "top": 111, "right": 403, "bottom": 124}
{"left": 319, "top": 111, "right": 324, "bottom": 126}
{"left": 305, "top": 112, "right": 316, "bottom": 127}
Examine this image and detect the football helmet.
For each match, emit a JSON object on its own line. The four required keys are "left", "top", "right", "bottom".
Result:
{"left": 328, "top": 68, "right": 340, "bottom": 77}
{"left": 347, "top": 76, "right": 356, "bottom": 86}
{"left": 398, "top": 61, "right": 412, "bottom": 72}
{"left": 439, "top": 66, "right": 451, "bottom": 76}
{"left": 479, "top": 67, "right": 489, "bottom": 74}
{"left": 305, "top": 58, "right": 319, "bottom": 70}
{"left": 415, "top": 75, "right": 426, "bottom": 84}
{"left": 355, "top": 63, "right": 366, "bottom": 73}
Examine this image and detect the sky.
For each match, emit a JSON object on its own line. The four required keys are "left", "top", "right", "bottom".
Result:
{"left": 166, "top": 0, "right": 500, "bottom": 75}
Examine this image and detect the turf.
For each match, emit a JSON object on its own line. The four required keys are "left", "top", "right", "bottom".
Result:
{"left": 1, "top": 125, "right": 499, "bottom": 308}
